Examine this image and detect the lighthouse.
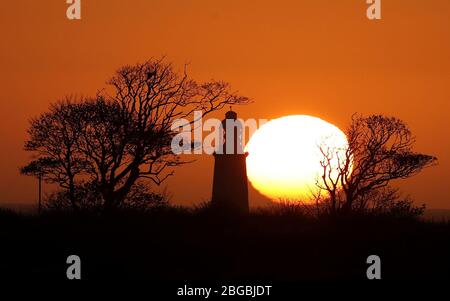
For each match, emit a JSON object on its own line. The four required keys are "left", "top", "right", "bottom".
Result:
{"left": 211, "top": 109, "right": 249, "bottom": 214}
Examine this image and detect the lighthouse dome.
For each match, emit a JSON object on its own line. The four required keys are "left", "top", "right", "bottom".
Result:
{"left": 225, "top": 109, "right": 237, "bottom": 120}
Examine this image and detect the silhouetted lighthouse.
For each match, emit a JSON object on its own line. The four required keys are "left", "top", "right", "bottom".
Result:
{"left": 211, "top": 109, "right": 249, "bottom": 214}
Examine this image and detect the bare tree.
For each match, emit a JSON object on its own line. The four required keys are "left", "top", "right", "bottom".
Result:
{"left": 76, "top": 59, "right": 249, "bottom": 210}
{"left": 317, "top": 114, "right": 437, "bottom": 213}
{"left": 22, "top": 58, "right": 249, "bottom": 211}
{"left": 20, "top": 158, "right": 57, "bottom": 213}
{"left": 22, "top": 100, "right": 86, "bottom": 210}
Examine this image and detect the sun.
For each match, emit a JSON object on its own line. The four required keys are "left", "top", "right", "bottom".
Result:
{"left": 245, "top": 115, "right": 349, "bottom": 203}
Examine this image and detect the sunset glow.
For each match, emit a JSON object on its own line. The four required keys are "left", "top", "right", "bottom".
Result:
{"left": 245, "top": 115, "right": 349, "bottom": 202}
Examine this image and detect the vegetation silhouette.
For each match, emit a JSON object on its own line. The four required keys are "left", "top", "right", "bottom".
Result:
{"left": 315, "top": 114, "right": 436, "bottom": 214}
{"left": 1, "top": 203, "right": 450, "bottom": 281}
{"left": 21, "top": 58, "right": 249, "bottom": 212}
{"left": 10, "top": 57, "right": 448, "bottom": 282}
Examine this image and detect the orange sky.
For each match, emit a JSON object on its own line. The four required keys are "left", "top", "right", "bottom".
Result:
{"left": 0, "top": 0, "right": 449, "bottom": 208}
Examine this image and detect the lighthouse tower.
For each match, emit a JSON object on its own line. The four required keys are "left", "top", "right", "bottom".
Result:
{"left": 211, "top": 109, "right": 249, "bottom": 214}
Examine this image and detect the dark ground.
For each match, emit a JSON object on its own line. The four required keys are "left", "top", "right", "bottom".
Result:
{"left": 1, "top": 206, "right": 449, "bottom": 284}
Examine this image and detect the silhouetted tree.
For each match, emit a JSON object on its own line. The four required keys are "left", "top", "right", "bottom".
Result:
{"left": 77, "top": 59, "right": 248, "bottom": 210}
{"left": 20, "top": 157, "right": 57, "bottom": 213}
{"left": 22, "top": 58, "right": 249, "bottom": 211}
{"left": 317, "top": 114, "right": 437, "bottom": 213}
{"left": 22, "top": 100, "right": 86, "bottom": 211}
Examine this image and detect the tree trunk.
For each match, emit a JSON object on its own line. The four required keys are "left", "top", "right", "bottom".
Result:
{"left": 100, "top": 162, "right": 141, "bottom": 212}
{"left": 68, "top": 177, "right": 79, "bottom": 211}
{"left": 38, "top": 175, "right": 42, "bottom": 214}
